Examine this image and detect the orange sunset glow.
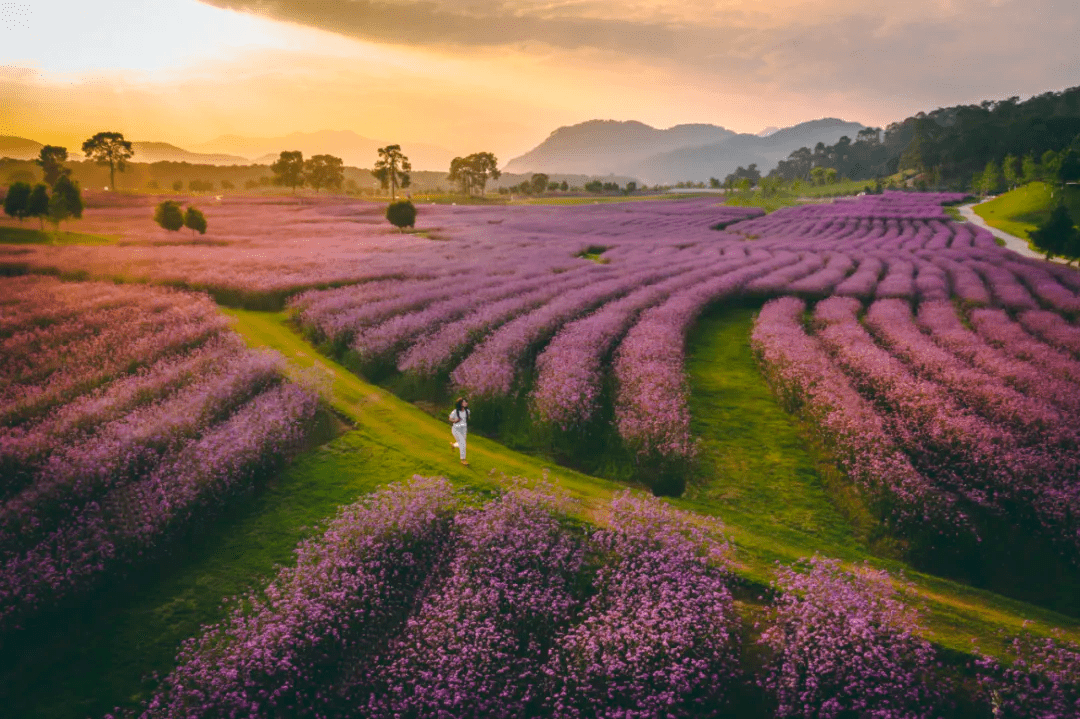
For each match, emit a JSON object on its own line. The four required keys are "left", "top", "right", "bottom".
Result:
{"left": 3, "top": 0, "right": 1079, "bottom": 166}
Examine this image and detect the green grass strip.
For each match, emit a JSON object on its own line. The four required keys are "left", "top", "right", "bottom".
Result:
{"left": 0, "top": 225, "right": 117, "bottom": 246}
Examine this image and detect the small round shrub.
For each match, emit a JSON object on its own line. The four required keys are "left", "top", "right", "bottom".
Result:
{"left": 386, "top": 200, "right": 417, "bottom": 230}
{"left": 154, "top": 200, "right": 184, "bottom": 232}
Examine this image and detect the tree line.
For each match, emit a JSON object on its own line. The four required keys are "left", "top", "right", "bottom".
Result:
{"left": 768, "top": 87, "right": 1080, "bottom": 191}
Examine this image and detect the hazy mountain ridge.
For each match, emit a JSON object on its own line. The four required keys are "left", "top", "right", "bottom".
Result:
{"left": 504, "top": 118, "right": 867, "bottom": 183}
{"left": 130, "top": 142, "right": 251, "bottom": 165}
{"left": 504, "top": 120, "right": 736, "bottom": 176}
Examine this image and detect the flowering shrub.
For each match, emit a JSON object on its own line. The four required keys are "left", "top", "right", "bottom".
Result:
{"left": 977, "top": 630, "right": 1080, "bottom": 718}
{"left": 760, "top": 556, "right": 947, "bottom": 719}
{"left": 368, "top": 483, "right": 583, "bottom": 718}
{"left": 547, "top": 492, "right": 740, "bottom": 719}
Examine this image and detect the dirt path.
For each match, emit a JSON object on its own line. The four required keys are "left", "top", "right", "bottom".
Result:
{"left": 959, "top": 201, "right": 1049, "bottom": 260}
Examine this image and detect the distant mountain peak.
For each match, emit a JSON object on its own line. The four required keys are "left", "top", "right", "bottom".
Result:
{"left": 756, "top": 126, "right": 780, "bottom": 137}
{"left": 504, "top": 117, "right": 866, "bottom": 183}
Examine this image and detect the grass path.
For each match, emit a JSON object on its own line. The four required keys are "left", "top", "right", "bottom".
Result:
{"left": 4, "top": 307, "right": 1079, "bottom": 718}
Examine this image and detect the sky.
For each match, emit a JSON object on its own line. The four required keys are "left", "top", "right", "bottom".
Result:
{"left": 1, "top": 0, "right": 1079, "bottom": 166}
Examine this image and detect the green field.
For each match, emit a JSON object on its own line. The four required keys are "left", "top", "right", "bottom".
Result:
{"left": 974, "top": 181, "right": 1080, "bottom": 244}
{"left": 0, "top": 225, "right": 117, "bottom": 245}
{"left": 4, "top": 303, "right": 1077, "bottom": 718}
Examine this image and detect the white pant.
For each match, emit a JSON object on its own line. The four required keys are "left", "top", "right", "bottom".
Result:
{"left": 452, "top": 425, "right": 467, "bottom": 460}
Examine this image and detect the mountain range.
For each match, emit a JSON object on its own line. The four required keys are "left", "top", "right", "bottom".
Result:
{"left": 3, "top": 117, "right": 866, "bottom": 183}
{"left": 504, "top": 118, "right": 866, "bottom": 183}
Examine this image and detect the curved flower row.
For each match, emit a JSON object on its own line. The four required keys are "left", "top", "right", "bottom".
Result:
{"left": 0, "top": 277, "right": 318, "bottom": 634}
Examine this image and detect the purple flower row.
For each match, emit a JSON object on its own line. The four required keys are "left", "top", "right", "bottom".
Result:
{"left": 121, "top": 481, "right": 741, "bottom": 719}
{"left": 0, "top": 277, "right": 319, "bottom": 633}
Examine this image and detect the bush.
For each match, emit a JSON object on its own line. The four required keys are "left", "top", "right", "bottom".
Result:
{"left": 386, "top": 200, "right": 417, "bottom": 230}
{"left": 3, "top": 181, "right": 31, "bottom": 220}
{"left": 154, "top": 200, "right": 184, "bottom": 232}
{"left": 760, "top": 557, "right": 948, "bottom": 718}
{"left": 184, "top": 206, "right": 207, "bottom": 235}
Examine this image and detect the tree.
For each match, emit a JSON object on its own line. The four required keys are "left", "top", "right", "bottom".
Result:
{"left": 1030, "top": 204, "right": 1077, "bottom": 260}
{"left": 48, "top": 175, "right": 84, "bottom": 229}
{"left": 220, "top": 180, "right": 234, "bottom": 190}
{"left": 1002, "top": 154, "right": 1021, "bottom": 189}
{"left": 372, "top": 145, "right": 411, "bottom": 200}
{"left": 173, "top": 180, "right": 183, "bottom": 192}
{"left": 81, "top": 132, "right": 134, "bottom": 191}
{"left": 1058, "top": 149, "right": 1080, "bottom": 185}
{"left": 184, "top": 206, "right": 207, "bottom": 236}
{"left": 154, "top": 200, "right": 185, "bottom": 232}
{"left": 560, "top": 181, "right": 568, "bottom": 191}
{"left": 271, "top": 151, "right": 305, "bottom": 193}
{"left": 1042, "top": 150, "right": 1062, "bottom": 182}
{"left": 3, "top": 181, "right": 31, "bottom": 221}
{"left": 530, "top": 173, "right": 550, "bottom": 195}
{"left": 27, "top": 184, "right": 50, "bottom": 229}
{"left": 448, "top": 152, "right": 500, "bottom": 197}
{"left": 35, "top": 145, "right": 70, "bottom": 187}
{"left": 1022, "top": 155, "right": 1039, "bottom": 185}
{"left": 386, "top": 199, "right": 417, "bottom": 230}
{"left": 975, "top": 160, "right": 1001, "bottom": 196}
{"left": 304, "top": 154, "right": 344, "bottom": 193}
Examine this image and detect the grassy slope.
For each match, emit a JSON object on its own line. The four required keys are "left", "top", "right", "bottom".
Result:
{"left": 6, "top": 307, "right": 1079, "bottom": 718}
{"left": 974, "top": 182, "right": 1080, "bottom": 243}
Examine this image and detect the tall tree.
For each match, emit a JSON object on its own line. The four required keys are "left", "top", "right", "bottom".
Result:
{"left": 3, "top": 182, "right": 31, "bottom": 221}
{"left": 184, "top": 206, "right": 208, "bottom": 236}
{"left": 1058, "top": 149, "right": 1080, "bottom": 186}
{"left": 530, "top": 173, "right": 550, "bottom": 195}
{"left": 1002, "top": 154, "right": 1021, "bottom": 189}
{"left": 48, "top": 176, "right": 83, "bottom": 228}
{"left": 27, "top": 184, "right": 50, "bottom": 229}
{"left": 271, "top": 151, "right": 305, "bottom": 193}
{"left": 303, "top": 154, "right": 344, "bottom": 193}
{"left": 35, "top": 146, "right": 70, "bottom": 187}
{"left": 81, "top": 132, "right": 134, "bottom": 191}
{"left": 448, "top": 152, "right": 500, "bottom": 197}
{"left": 1030, "top": 204, "right": 1076, "bottom": 260}
{"left": 372, "top": 145, "right": 411, "bottom": 200}
{"left": 1022, "top": 155, "right": 1040, "bottom": 184}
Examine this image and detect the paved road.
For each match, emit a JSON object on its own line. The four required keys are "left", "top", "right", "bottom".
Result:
{"left": 958, "top": 201, "right": 1052, "bottom": 261}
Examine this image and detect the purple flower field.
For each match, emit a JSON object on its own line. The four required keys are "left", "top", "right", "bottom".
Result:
{"left": 118, "top": 479, "right": 1080, "bottom": 719}
{"left": 285, "top": 192, "right": 1080, "bottom": 483}
{"left": 0, "top": 276, "right": 318, "bottom": 633}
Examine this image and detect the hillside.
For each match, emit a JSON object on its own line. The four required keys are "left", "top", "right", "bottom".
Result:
{"left": 503, "top": 120, "right": 737, "bottom": 176}
{"left": 505, "top": 118, "right": 866, "bottom": 183}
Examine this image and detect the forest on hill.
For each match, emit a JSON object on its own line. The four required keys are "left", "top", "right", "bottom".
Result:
{"left": 770, "top": 86, "right": 1080, "bottom": 188}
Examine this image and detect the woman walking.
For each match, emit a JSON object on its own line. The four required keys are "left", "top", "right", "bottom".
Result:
{"left": 449, "top": 397, "right": 470, "bottom": 466}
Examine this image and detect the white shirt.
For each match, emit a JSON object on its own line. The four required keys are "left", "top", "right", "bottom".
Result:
{"left": 450, "top": 408, "right": 469, "bottom": 429}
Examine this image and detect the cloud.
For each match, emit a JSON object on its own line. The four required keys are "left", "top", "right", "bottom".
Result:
{"left": 197, "top": 0, "right": 1080, "bottom": 110}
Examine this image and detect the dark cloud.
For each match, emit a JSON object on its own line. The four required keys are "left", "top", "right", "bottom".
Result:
{"left": 196, "top": 0, "right": 1080, "bottom": 111}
